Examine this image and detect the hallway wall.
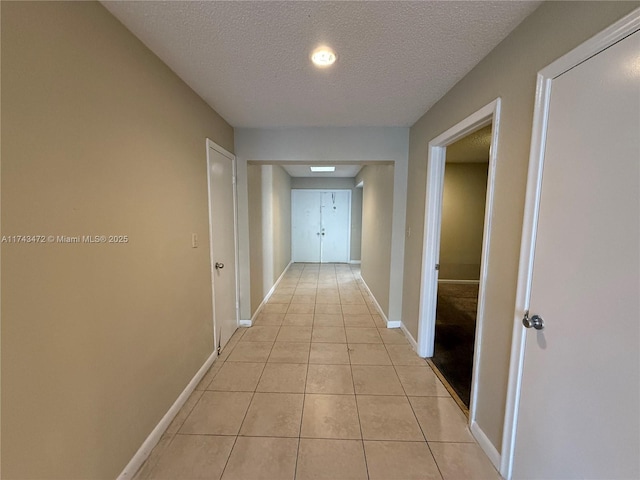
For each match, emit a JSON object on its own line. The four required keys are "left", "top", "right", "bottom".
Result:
{"left": 247, "top": 165, "right": 292, "bottom": 316}
{"left": 247, "top": 165, "right": 265, "bottom": 313}
{"left": 235, "top": 127, "right": 409, "bottom": 324}
{"left": 272, "top": 166, "right": 292, "bottom": 288}
{"left": 290, "top": 177, "right": 355, "bottom": 190}
{"left": 1, "top": 3, "right": 234, "bottom": 479}
{"left": 440, "top": 163, "right": 489, "bottom": 281}
{"left": 356, "top": 165, "right": 395, "bottom": 316}
{"left": 401, "top": 0, "right": 639, "bottom": 455}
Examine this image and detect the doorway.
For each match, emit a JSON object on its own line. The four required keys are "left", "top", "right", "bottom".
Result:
{"left": 291, "top": 189, "right": 351, "bottom": 263}
{"left": 417, "top": 99, "right": 500, "bottom": 427}
{"left": 432, "top": 126, "right": 490, "bottom": 408}
{"left": 206, "top": 139, "right": 240, "bottom": 353}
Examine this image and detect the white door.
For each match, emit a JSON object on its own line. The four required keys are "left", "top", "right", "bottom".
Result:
{"left": 291, "top": 190, "right": 351, "bottom": 263}
{"left": 291, "top": 190, "right": 322, "bottom": 262}
{"left": 207, "top": 141, "right": 238, "bottom": 353}
{"left": 320, "top": 191, "right": 351, "bottom": 263}
{"left": 512, "top": 30, "right": 639, "bottom": 478}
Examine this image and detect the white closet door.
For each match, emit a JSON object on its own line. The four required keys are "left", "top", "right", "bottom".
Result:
{"left": 291, "top": 190, "right": 321, "bottom": 262}
{"left": 207, "top": 143, "right": 238, "bottom": 351}
{"left": 320, "top": 190, "right": 351, "bottom": 263}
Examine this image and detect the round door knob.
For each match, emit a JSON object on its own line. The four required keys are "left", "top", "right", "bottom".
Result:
{"left": 215, "top": 262, "right": 224, "bottom": 270}
{"left": 523, "top": 314, "right": 544, "bottom": 330}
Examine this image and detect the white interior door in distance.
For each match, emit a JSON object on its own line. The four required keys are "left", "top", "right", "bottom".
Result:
{"left": 320, "top": 190, "right": 351, "bottom": 263}
{"left": 291, "top": 190, "right": 322, "bottom": 262}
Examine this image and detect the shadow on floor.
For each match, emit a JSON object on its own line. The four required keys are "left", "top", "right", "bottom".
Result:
{"left": 431, "top": 283, "right": 478, "bottom": 407}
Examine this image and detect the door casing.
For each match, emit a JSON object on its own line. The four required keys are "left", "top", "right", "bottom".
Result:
{"left": 206, "top": 139, "right": 240, "bottom": 354}
{"left": 417, "top": 98, "right": 501, "bottom": 468}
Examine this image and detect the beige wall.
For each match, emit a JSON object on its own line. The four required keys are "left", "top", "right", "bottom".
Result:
{"left": 272, "top": 165, "right": 292, "bottom": 283}
{"left": 247, "top": 165, "right": 291, "bottom": 316}
{"left": 356, "top": 165, "right": 394, "bottom": 316}
{"left": 1, "top": 2, "right": 233, "bottom": 479}
{"left": 401, "top": 1, "right": 639, "bottom": 453}
{"left": 289, "top": 176, "right": 362, "bottom": 262}
{"left": 247, "top": 164, "right": 264, "bottom": 314}
{"left": 290, "top": 177, "right": 355, "bottom": 190}
{"left": 440, "top": 163, "right": 488, "bottom": 280}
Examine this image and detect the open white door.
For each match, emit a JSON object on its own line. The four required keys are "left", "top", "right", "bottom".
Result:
{"left": 504, "top": 13, "right": 640, "bottom": 479}
{"left": 207, "top": 140, "right": 239, "bottom": 353}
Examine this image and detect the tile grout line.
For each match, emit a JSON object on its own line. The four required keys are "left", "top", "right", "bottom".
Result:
{"left": 146, "top": 327, "right": 244, "bottom": 480}
{"left": 166, "top": 431, "right": 478, "bottom": 444}
{"left": 293, "top": 270, "right": 315, "bottom": 480}
{"left": 160, "top": 328, "right": 242, "bottom": 449}
{"left": 426, "top": 358, "right": 470, "bottom": 418}
{"left": 218, "top": 322, "right": 279, "bottom": 480}
{"left": 345, "top": 267, "right": 372, "bottom": 480}
{"left": 380, "top": 339, "right": 446, "bottom": 480}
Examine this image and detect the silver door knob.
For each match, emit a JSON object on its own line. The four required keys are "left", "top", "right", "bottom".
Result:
{"left": 215, "top": 262, "right": 224, "bottom": 270}
{"left": 522, "top": 312, "right": 544, "bottom": 330}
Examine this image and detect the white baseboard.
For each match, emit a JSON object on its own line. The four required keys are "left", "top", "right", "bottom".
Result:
{"left": 249, "top": 308, "right": 261, "bottom": 323}
{"left": 117, "top": 350, "right": 218, "bottom": 480}
{"left": 438, "top": 279, "right": 480, "bottom": 284}
{"left": 249, "top": 261, "right": 293, "bottom": 323}
{"left": 358, "top": 277, "right": 390, "bottom": 325}
{"left": 356, "top": 276, "right": 417, "bottom": 352}
{"left": 349, "top": 260, "right": 361, "bottom": 265}
{"left": 400, "top": 322, "right": 419, "bottom": 351}
{"left": 471, "top": 420, "right": 501, "bottom": 472}
{"left": 238, "top": 319, "right": 252, "bottom": 327}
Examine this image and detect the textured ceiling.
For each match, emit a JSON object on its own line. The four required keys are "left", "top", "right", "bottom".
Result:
{"left": 446, "top": 125, "right": 492, "bottom": 163}
{"left": 102, "top": 1, "right": 541, "bottom": 128}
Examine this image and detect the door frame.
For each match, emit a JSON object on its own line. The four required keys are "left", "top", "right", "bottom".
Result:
{"left": 416, "top": 98, "right": 501, "bottom": 449}
{"left": 291, "top": 188, "right": 352, "bottom": 263}
{"left": 501, "top": 9, "right": 640, "bottom": 479}
{"left": 206, "top": 138, "right": 240, "bottom": 354}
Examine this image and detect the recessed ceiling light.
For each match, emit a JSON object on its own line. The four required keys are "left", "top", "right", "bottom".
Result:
{"left": 310, "top": 166, "right": 336, "bottom": 172}
{"left": 311, "top": 48, "right": 336, "bottom": 67}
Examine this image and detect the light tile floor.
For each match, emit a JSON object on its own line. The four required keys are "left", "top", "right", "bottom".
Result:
{"left": 135, "top": 264, "right": 501, "bottom": 480}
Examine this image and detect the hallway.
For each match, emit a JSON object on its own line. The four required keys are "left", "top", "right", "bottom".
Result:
{"left": 135, "top": 264, "right": 500, "bottom": 480}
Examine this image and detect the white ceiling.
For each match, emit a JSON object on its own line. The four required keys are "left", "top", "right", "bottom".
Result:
{"left": 102, "top": 1, "right": 541, "bottom": 128}
{"left": 280, "top": 164, "right": 363, "bottom": 178}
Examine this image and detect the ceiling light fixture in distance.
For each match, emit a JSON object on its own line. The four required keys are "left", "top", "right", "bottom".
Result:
{"left": 310, "top": 166, "right": 336, "bottom": 172}
{"left": 311, "top": 48, "right": 336, "bottom": 67}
